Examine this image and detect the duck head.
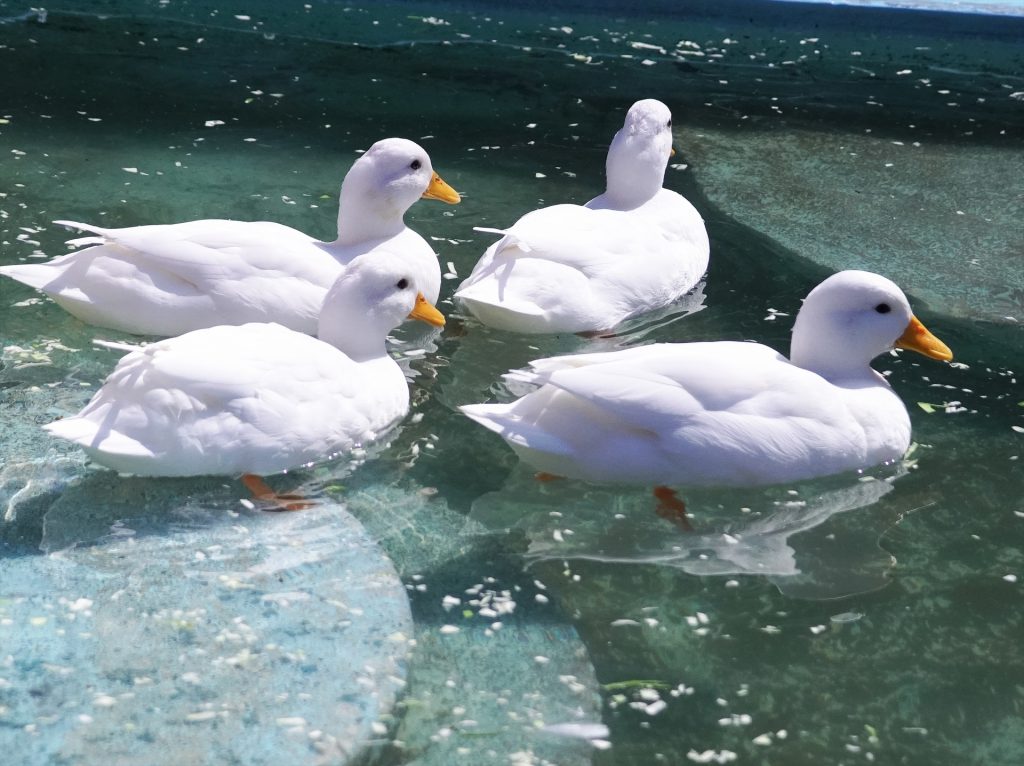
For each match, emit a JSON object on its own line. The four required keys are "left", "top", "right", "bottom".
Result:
{"left": 318, "top": 249, "right": 445, "bottom": 360}
{"left": 790, "top": 270, "right": 952, "bottom": 380}
{"left": 603, "top": 99, "right": 674, "bottom": 210}
{"left": 336, "top": 137, "right": 459, "bottom": 244}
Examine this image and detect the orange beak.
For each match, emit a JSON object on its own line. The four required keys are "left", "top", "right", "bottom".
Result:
{"left": 422, "top": 172, "right": 461, "bottom": 204}
{"left": 895, "top": 315, "right": 952, "bottom": 361}
{"left": 407, "top": 292, "right": 445, "bottom": 327}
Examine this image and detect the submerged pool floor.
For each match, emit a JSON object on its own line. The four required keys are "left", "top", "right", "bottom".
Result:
{"left": 1, "top": 1, "right": 1023, "bottom": 764}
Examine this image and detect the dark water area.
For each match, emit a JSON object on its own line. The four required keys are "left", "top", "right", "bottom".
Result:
{"left": 1, "top": 2, "right": 1022, "bottom": 764}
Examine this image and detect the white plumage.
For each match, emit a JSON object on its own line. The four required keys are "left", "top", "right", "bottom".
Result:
{"left": 0, "top": 138, "right": 459, "bottom": 337}
{"left": 461, "top": 271, "right": 952, "bottom": 487}
{"left": 455, "top": 99, "right": 708, "bottom": 334}
{"left": 44, "top": 251, "right": 445, "bottom": 477}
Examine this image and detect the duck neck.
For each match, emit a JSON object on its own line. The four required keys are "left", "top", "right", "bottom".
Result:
{"left": 602, "top": 168, "right": 662, "bottom": 211}
{"left": 600, "top": 136, "right": 666, "bottom": 210}
{"left": 790, "top": 316, "right": 878, "bottom": 384}
{"left": 334, "top": 184, "right": 406, "bottom": 246}
{"left": 317, "top": 300, "right": 390, "bottom": 363}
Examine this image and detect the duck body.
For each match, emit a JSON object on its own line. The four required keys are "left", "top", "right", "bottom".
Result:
{"left": 463, "top": 342, "right": 909, "bottom": 486}
{"left": 45, "top": 323, "right": 409, "bottom": 476}
{"left": 8, "top": 220, "right": 336, "bottom": 336}
{"left": 44, "top": 251, "right": 446, "bottom": 478}
{"left": 455, "top": 99, "right": 709, "bottom": 334}
{"left": 461, "top": 271, "right": 953, "bottom": 488}
{"left": 1, "top": 138, "right": 459, "bottom": 337}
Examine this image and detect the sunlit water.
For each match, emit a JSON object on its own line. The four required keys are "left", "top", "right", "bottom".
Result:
{"left": 1, "top": 1, "right": 1022, "bottom": 764}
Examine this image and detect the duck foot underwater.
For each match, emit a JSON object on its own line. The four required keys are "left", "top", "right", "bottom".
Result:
{"left": 653, "top": 486, "right": 693, "bottom": 532}
{"left": 535, "top": 472, "right": 693, "bottom": 531}
{"left": 241, "top": 474, "right": 317, "bottom": 512}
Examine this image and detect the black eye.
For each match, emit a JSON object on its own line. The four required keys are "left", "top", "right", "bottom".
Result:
{"left": 875, "top": 303, "right": 891, "bottom": 314}
{"left": 666, "top": 119, "right": 672, "bottom": 128}
{"left": 396, "top": 278, "right": 409, "bottom": 290}
{"left": 410, "top": 159, "right": 421, "bottom": 170}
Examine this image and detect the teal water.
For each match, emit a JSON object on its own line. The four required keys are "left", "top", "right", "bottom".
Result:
{"left": 1, "top": 1, "right": 1023, "bottom": 764}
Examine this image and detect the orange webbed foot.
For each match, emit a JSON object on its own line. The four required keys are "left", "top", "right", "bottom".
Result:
{"left": 653, "top": 486, "right": 693, "bottom": 531}
{"left": 534, "top": 472, "right": 564, "bottom": 483}
{"left": 241, "top": 474, "right": 317, "bottom": 512}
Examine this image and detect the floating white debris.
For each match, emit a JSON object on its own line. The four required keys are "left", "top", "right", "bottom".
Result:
{"left": 830, "top": 611, "right": 864, "bottom": 624}
{"left": 1003, "top": 574, "right": 1018, "bottom": 583}
{"left": 719, "top": 713, "right": 753, "bottom": 727}
{"left": 204, "top": 120, "right": 225, "bottom": 127}
{"left": 439, "top": 625, "right": 460, "bottom": 634}
{"left": 646, "top": 699, "right": 667, "bottom": 715}
{"left": 630, "top": 41, "right": 666, "bottom": 54}
{"left": 68, "top": 598, "right": 93, "bottom": 613}
{"left": 687, "top": 750, "right": 737, "bottom": 763}
{"left": 542, "top": 722, "right": 610, "bottom": 740}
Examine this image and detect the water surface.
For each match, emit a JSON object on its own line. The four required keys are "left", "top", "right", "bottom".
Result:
{"left": 1, "top": 2, "right": 1022, "bottom": 764}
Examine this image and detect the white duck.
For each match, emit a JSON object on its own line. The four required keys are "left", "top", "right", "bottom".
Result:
{"left": 454, "top": 99, "right": 709, "bottom": 334}
{"left": 44, "top": 251, "right": 445, "bottom": 489}
{"left": 0, "top": 138, "right": 459, "bottom": 337}
{"left": 461, "top": 271, "right": 952, "bottom": 500}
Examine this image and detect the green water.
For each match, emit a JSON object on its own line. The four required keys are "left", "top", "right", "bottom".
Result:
{"left": 1, "top": 1, "right": 1023, "bottom": 764}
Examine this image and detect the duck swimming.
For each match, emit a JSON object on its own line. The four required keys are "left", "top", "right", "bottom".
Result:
{"left": 0, "top": 138, "right": 459, "bottom": 337}
{"left": 455, "top": 99, "right": 708, "bottom": 334}
{"left": 44, "top": 250, "right": 444, "bottom": 488}
{"left": 460, "top": 271, "right": 951, "bottom": 506}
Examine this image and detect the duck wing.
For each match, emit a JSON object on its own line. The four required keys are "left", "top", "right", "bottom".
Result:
{"left": 526, "top": 342, "right": 869, "bottom": 483}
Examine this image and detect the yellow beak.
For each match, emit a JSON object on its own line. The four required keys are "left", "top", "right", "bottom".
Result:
{"left": 422, "top": 172, "right": 461, "bottom": 204}
{"left": 895, "top": 315, "right": 952, "bottom": 361}
{"left": 408, "top": 292, "right": 446, "bottom": 327}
